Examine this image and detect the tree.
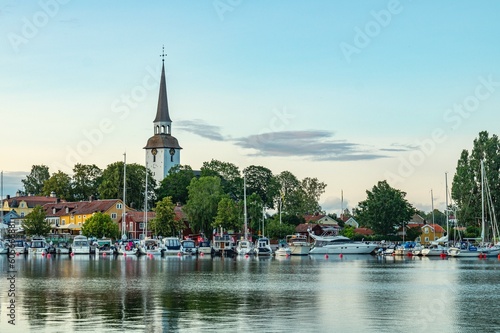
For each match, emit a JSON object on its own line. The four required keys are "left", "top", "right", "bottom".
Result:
{"left": 201, "top": 159, "right": 242, "bottom": 199}
{"left": 213, "top": 196, "right": 242, "bottom": 231}
{"left": 156, "top": 164, "right": 194, "bottom": 204}
{"left": 243, "top": 165, "right": 278, "bottom": 209}
{"left": 81, "top": 212, "right": 119, "bottom": 239}
{"left": 265, "top": 218, "right": 295, "bottom": 240}
{"left": 22, "top": 165, "right": 50, "bottom": 195}
{"left": 22, "top": 205, "right": 50, "bottom": 236}
{"left": 301, "top": 177, "right": 327, "bottom": 214}
{"left": 246, "top": 193, "right": 264, "bottom": 232}
{"left": 42, "top": 171, "right": 73, "bottom": 200}
{"left": 72, "top": 164, "right": 102, "bottom": 201}
{"left": 452, "top": 131, "right": 500, "bottom": 233}
{"left": 355, "top": 180, "right": 416, "bottom": 236}
{"left": 281, "top": 214, "right": 305, "bottom": 227}
{"left": 405, "top": 226, "right": 422, "bottom": 242}
{"left": 149, "top": 196, "right": 183, "bottom": 237}
{"left": 275, "top": 171, "right": 304, "bottom": 216}
{"left": 98, "top": 161, "right": 156, "bottom": 209}
{"left": 184, "top": 176, "right": 223, "bottom": 233}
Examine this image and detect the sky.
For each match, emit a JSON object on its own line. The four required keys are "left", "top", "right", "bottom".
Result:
{"left": 1, "top": 0, "right": 500, "bottom": 216}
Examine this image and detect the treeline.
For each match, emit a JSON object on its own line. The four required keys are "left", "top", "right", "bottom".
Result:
{"left": 20, "top": 160, "right": 327, "bottom": 238}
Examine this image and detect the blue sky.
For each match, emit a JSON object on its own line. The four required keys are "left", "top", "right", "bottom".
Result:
{"left": 1, "top": 0, "right": 499, "bottom": 215}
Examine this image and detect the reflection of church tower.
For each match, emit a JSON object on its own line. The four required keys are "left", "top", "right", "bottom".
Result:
{"left": 144, "top": 49, "right": 182, "bottom": 185}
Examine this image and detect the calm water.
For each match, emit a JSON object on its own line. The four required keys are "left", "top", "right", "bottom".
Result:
{"left": 1, "top": 254, "right": 500, "bottom": 333}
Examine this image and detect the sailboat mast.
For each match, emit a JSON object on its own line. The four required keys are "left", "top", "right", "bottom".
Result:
{"left": 431, "top": 189, "right": 435, "bottom": 224}
{"left": 445, "top": 172, "right": 449, "bottom": 241}
{"left": 122, "top": 153, "right": 127, "bottom": 238}
{"left": 1, "top": 171, "right": 3, "bottom": 226}
{"left": 481, "top": 160, "right": 485, "bottom": 244}
{"left": 243, "top": 175, "right": 248, "bottom": 240}
{"left": 144, "top": 161, "right": 148, "bottom": 239}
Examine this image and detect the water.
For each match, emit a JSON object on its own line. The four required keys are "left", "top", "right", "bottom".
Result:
{"left": 1, "top": 254, "right": 500, "bottom": 332}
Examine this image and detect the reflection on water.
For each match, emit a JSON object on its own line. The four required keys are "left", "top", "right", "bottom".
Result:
{"left": 1, "top": 254, "right": 500, "bottom": 332}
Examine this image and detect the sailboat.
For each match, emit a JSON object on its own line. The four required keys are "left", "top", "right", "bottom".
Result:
{"left": 236, "top": 175, "right": 255, "bottom": 256}
{"left": 117, "top": 153, "right": 138, "bottom": 256}
{"left": 448, "top": 160, "right": 498, "bottom": 258}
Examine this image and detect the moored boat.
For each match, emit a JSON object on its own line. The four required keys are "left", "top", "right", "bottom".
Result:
{"left": 308, "top": 230, "right": 377, "bottom": 255}
{"left": 181, "top": 238, "right": 197, "bottom": 255}
{"left": 162, "top": 237, "right": 182, "bottom": 255}
{"left": 275, "top": 245, "right": 291, "bottom": 257}
{"left": 287, "top": 234, "right": 311, "bottom": 256}
{"left": 236, "top": 238, "right": 255, "bottom": 256}
{"left": 254, "top": 237, "right": 273, "bottom": 256}
{"left": 72, "top": 235, "right": 91, "bottom": 255}
{"left": 139, "top": 238, "right": 162, "bottom": 256}
{"left": 29, "top": 236, "right": 48, "bottom": 255}
{"left": 212, "top": 234, "right": 236, "bottom": 257}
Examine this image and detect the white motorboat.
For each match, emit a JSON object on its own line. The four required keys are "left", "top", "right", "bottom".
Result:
{"left": 236, "top": 239, "right": 255, "bottom": 256}
{"left": 162, "top": 237, "right": 182, "bottom": 255}
{"left": 72, "top": 235, "right": 91, "bottom": 254}
{"left": 29, "top": 236, "right": 48, "bottom": 255}
{"left": 254, "top": 237, "right": 273, "bottom": 256}
{"left": 95, "top": 238, "right": 115, "bottom": 255}
{"left": 287, "top": 234, "right": 311, "bottom": 256}
{"left": 180, "top": 239, "right": 197, "bottom": 255}
{"left": 118, "top": 240, "right": 139, "bottom": 256}
{"left": 139, "top": 238, "right": 162, "bottom": 256}
{"left": 56, "top": 241, "right": 71, "bottom": 255}
{"left": 275, "top": 245, "right": 291, "bottom": 257}
{"left": 197, "top": 239, "right": 212, "bottom": 256}
{"left": 308, "top": 230, "right": 377, "bottom": 255}
{"left": 212, "top": 234, "right": 236, "bottom": 257}
{"left": 11, "top": 239, "right": 28, "bottom": 255}
{"left": 421, "top": 244, "right": 448, "bottom": 256}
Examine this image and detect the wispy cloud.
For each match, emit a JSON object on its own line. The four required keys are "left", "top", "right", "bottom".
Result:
{"left": 233, "top": 130, "right": 389, "bottom": 161}
{"left": 380, "top": 143, "right": 418, "bottom": 152}
{"left": 176, "top": 119, "right": 226, "bottom": 141}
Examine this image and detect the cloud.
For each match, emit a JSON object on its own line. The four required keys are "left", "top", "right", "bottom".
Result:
{"left": 1, "top": 171, "right": 27, "bottom": 196}
{"left": 233, "top": 130, "right": 389, "bottom": 161}
{"left": 380, "top": 143, "right": 418, "bottom": 152}
{"left": 176, "top": 119, "right": 226, "bottom": 141}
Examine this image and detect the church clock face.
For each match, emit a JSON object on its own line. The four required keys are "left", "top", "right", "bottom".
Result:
{"left": 169, "top": 148, "right": 175, "bottom": 156}
{"left": 151, "top": 148, "right": 157, "bottom": 156}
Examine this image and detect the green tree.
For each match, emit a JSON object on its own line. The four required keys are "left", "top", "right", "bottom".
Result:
{"left": 452, "top": 131, "right": 500, "bottom": 235}
{"left": 265, "top": 218, "right": 295, "bottom": 240}
{"left": 243, "top": 165, "right": 278, "bottom": 209}
{"left": 184, "top": 176, "right": 223, "bottom": 233}
{"left": 213, "top": 196, "right": 242, "bottom": 231}
{"left": 99, "top": 161, "right": 156, "bottom": 209}
{"left": 301, "top": 177, "right": 327, "bottom": 214}
{"left": 156, "top": 164, "right": 194, "bottom": 204}
{"left": 355, "top": 180, "right": 416, "bottom": 236}
{"left": 405, "top": 226, "right": 422, "bottom": 242}
{"left": 22, "top": 165, "right": 50, "bottom": 195}
{"left": 340, "top": 225, "right": 355, "bottom": 239}
{"left": 201, "top": 159, "right": 242, "bottom": 200}
{"left": 42, "top": 171, "right": 73, "bottom": 200}
{"left": 22, "top": 205, "right": 50, "bottom": 236}
{"left": 72, "top": 164, "right": 102, "bottom": 201}
{"left": 150, "top": 196, "right": 183, "bottom": 237}
{"left": 275, "top": 171, "right": 304, "bottom": 216}
{"left": 81, "top": 212, "right": 119, "bottom": 239}
{"left": 281, "top": 214, "right": 306, "bottom": 227}
{"left": 246, "top": 193, "right": 264, "bottom": 232}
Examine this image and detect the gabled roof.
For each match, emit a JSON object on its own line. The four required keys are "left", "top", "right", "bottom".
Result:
{"left": 5, "top": 195, "right": 61, "bottom": 208}
{"left": 43, "top": 199, "right": 128, "bottom": 217}
{"left": 421, "top": 223, "right": 445, "bottom": 233}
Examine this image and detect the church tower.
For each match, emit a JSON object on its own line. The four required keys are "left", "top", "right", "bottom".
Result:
{"left": 144, "top": 49, "right": 182, "bottom": 185}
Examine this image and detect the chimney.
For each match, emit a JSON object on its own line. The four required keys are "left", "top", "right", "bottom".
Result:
{"left": 52, "top": 207, "right": 56, "bottom": 214}
{"left": 6, "top": 195, "right": 10, "bottom": 200}
{"left": 16, "top": 191, "right": 20, "bottom": 197}
{"left": 50, "top": 191, "right": 56, "bottom": 198}
{"left": 89, "top": 195, "right": 94, "bottom": 202}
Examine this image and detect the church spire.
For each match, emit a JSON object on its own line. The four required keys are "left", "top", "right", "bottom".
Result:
{"left": 153, "top": 46, "right": 172, "bottom": 127}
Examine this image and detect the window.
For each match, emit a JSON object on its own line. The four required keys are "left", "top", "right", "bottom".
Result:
{"left": 116, "top": 203, "right": 122, "bottom": 209}
{"left": 424, "top": 228, "right": 429, "bottom": 234}
{"left": 111, "top": 213, "right": 117, "bottom": 219}
{"left": 83, "top": 215, "right": 86, "bottom": 219}
{"left": 62, "top": 219, "right": 66, "bottom": 225}
{"left": 139, "top": 223, "right": 144, "bottom": 230}
{"left": 424, "top": 237, "right": 429, "bottom": 242}
{"left": 78, "top": 215, "right": 81, "bottom": 219}
{"left": 78, "top": 222, "right": 82, "bottom": 226}
{"left": 21, "top": 212, "right": 24, "bottom": 217}
{"left": 129, "top": 222, "right": 133, "bottom": 230}
{"left": 416, "top": 237, "right": 421, "bottom": 242}
{"left": 434, "top": 237, "right": 439, "bottom": 240}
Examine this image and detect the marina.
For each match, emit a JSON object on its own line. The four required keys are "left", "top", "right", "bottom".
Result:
{"left": 2, "top": 254, "right": 500, "bottom": 332}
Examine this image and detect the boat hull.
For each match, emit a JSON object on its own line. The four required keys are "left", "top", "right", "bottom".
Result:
{"left": 309, "top": 244, "right": 377, "bottom": 255}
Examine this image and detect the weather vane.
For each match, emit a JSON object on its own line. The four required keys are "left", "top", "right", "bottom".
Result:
{"left": 160, "top": 45, "right": 166, "bottom": 62}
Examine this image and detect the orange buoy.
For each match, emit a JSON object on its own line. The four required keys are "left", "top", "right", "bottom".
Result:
{"left": 339, "top": 253, "right": 343, "bottom": 259}
{"left": 70, "top": 252, "right": 74, "bottom": 257}
{"left": 440, "top": 252, "right": 447, "bottom": 259}
{"left": 324, "top": 254, "right": 329, "bottom": 259}
{"left": 47, "top": 253, "right": 51, "bottom": 258}
{"left": 497, "top": 254, "right": 500, "bottom": 260}
{"left": 200, "top": 252, "right": 204, "bottom": 257}
{"left": 103, "top": 252, "right": 106, "bottom": 257}
{"left": 177, "top": 252, "right": 182, "bottom": 257}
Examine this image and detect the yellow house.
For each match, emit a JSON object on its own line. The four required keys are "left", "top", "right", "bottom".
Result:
{"left": 43, "top": 199, "right": 132, "bottom": 234}
{"left": 2, "top": 193, "right": 60, "bottom": 218}
{"left": 416, "top": 224, "right": 446, "bottom": 245}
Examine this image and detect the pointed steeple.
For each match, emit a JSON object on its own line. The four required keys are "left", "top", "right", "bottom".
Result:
{"left": 154, "top": 60, "right": 172, "bottom": 124}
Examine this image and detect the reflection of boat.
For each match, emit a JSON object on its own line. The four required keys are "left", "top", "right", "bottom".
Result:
{"left": 29, "top": 236, "right": 48, "bottom": 255}
{"left": 162, "top": 237, "right": 182, "bottom": 255}
{"left": 181, "top": 239, "right": 197, "bottom": 255}
{"left": 286, "top": 234, "right": 310, "bottom": 256}
{"left": 308, "top": 231, "right": 377, "bottom": 255}
{"left": 72, "top": 235, "right": 91, "bottom": 254}
{"left": 236, "top": 239, "right": 255, "bottom": 256}
{"left": 254, "top": 237, "right": 273, "bottom": 256}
